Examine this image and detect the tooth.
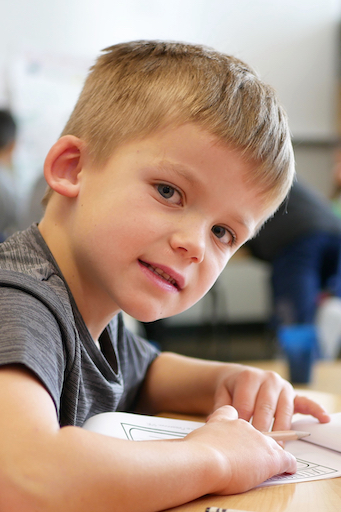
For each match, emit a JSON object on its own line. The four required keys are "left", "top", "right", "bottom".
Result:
{"left": 147, "top": 264, "right": 177, "bottom": 287}
{"left": 155, "top": 267, "right": 171, "bottom": 281}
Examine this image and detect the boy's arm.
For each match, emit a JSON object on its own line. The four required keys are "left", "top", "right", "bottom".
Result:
{"left": 0, "top": 364, "right": 296, "bottom": 512}
{"left": 137, "top": 352, "right": 330, "bottom": 432}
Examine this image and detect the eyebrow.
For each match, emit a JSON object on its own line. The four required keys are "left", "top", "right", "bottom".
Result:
{"left": 156, "top": 161, "right": 198, "bottom": 186}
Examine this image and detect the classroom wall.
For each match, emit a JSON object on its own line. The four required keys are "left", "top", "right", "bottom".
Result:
{"left": 0, "top": 0, "right": 340, "bottom": 188}
{"left": 1, "top": 0, "right": 340, "bottom": 323}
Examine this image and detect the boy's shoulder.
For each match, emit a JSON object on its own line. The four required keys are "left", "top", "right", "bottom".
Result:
{"left": 0, "top": 224, "right": 57, "bottom": 281}
{"left": 0, "top": 224, "right": 73, "bottom": 319}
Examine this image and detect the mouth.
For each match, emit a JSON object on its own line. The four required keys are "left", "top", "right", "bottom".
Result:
{"left": 138, "top": 260, "right": 183, "bottom": 290}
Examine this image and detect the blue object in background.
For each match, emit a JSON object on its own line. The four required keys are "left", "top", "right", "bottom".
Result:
{"left": 277, "top": 324, "right": 319, "bottom": 384}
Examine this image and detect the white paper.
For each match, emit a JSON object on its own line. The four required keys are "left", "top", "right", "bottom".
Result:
{"left": 291, "top": 412, "right": 341, "bottom": 452}
{"left": 83, "top": 412, "right": 204, "bottom": 440}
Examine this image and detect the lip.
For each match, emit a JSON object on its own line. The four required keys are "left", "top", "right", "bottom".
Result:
{"left": 138, "top": 260, "right": 185, "bottom": 291}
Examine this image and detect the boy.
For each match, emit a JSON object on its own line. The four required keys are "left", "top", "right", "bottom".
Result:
{"left": 0, "top": 41, "right": 329, "bottom": 512}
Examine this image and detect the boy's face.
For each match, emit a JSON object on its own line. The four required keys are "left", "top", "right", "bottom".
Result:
{"left": 60, "top": 124, "right": 276, "bottom": 328}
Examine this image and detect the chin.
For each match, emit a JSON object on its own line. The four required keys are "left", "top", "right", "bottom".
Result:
{"left": 122, "top": 305, "right": 177, "bottom": 324}
{"left": 133, "top": 311, "right": 167, "bottom": 323}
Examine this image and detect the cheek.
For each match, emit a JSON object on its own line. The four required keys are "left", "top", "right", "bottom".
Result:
{"left": 207, "top": 255, "right": 229, "bottom": 288}
{"left": 195, "top": 259, "right": 225, "bottom": 299}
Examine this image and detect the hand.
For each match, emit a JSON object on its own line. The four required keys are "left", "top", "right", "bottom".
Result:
{"left": 213, "top": 364, "right": 330, "bottom": 432}
{"left": 186, "top": 405, "right": 297, "bottom": 495}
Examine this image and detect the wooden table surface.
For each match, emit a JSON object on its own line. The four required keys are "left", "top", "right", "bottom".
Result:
{"left": 163, "top": 383, "right": 341, "bottom": 512}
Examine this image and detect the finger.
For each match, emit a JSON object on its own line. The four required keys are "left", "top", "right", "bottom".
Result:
{"left": 230, "top": 369, "right": 263, "bottom": 422}
{"left": 271, "top": 386, "right": 295, "bottom": 432}
{"left": 294, "top": 395, "right": 331, "bottom": 423}
{"left": 251, "top": 376, "right": 293, "bottom": 432}
{"left": 280, "top": 449, "right": 297, "bottom": 475}
{"left": 207, "top": 405, "right": 238, "bottom": 424}
{"left": 266, "top": 436, "right": 297, "bottom": 474}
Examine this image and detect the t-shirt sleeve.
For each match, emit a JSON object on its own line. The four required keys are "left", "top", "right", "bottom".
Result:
{"left": 0, "top": 286, "right": 65, "bottom": 414}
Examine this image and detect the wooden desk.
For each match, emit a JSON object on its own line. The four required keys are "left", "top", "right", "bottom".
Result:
{"left": 163, "top": 389, "right": 341, "bottom": 512}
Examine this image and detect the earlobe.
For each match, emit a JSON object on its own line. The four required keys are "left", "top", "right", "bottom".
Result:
{"left": 44, "top": 135, "right": 86, "bottom": 198}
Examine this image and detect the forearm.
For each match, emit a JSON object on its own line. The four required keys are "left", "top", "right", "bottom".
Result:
{"left": 0, "top": 365, "right": 222, "bottom": 512}
{"left": 137, "top": 351, "right": 240, "bottom": 415}
{"left": 4, "top": 425, "right": 221, "bottom": 512}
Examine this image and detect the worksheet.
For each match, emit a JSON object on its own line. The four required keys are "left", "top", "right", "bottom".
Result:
{"left": 83, "top": 412, "right": 203, "bottom": 441}
{"left": 260, "top": 440, "right": 341, "bottom": 486}
{"left": 261, "top": 412, "right": 341, "bottom": 486}
{"left": 83, "top": 411, "right": 341, "bottom": 486}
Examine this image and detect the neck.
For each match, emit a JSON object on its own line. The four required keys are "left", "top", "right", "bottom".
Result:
{"left": 38, "top": 206, "right": 120, "bottom": 341}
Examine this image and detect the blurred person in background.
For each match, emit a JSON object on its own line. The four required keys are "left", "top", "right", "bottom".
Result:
{"left": 0, "top": 109, "right": 19, "bottom": 241}
{"left": 246, "top": 179, "right": 341, "bottom": 359}
{"left": 330, "top": 146, "right": 341, "bottom": 218}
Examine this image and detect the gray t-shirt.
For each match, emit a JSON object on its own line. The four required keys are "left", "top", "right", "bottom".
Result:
{"left": 0, "top": 225, "right": 159, "bottom": 427}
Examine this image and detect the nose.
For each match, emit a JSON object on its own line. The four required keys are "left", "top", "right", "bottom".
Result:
{"left": 170, "top": 220, "right": 206, "bottom": 263}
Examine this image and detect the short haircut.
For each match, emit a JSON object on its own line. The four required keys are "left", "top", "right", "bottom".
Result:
{"left": 44, "top": 40, "right": 294, "bottom": 206}
{"left": 0, "top": 110, "right": 17, "bottom": 150}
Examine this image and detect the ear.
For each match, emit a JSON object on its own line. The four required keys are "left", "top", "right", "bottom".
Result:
{"left": 43, "top": 135, "right": 86, "bottom": 198}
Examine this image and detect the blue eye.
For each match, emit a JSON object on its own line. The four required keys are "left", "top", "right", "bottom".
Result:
{"left": 156, "top": 183, "right": 182, "bottom": 205}
{"left": 158, "top": 184, "right": 175, "bottom": 199}
{"left": 212, "top": 226, "right": 226, "bottom": 238}
{"left": 212, "top": 225, "right": 235, "bottom": 245}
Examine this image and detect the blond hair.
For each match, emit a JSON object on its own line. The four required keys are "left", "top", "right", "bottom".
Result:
{"left": 43, "top": 40, "right": 294, "bottom": 206}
